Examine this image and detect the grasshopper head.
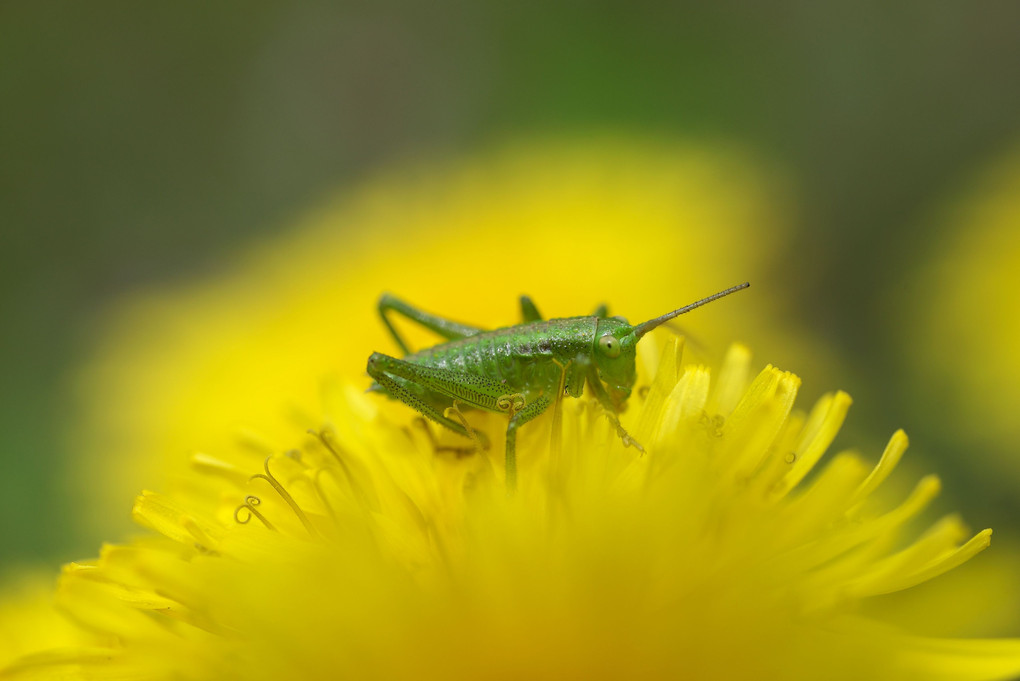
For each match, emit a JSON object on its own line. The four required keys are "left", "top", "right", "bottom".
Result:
{"left": 593, "top": 318, "right": 640, "bottom": 410}
{"left": 594, "top": 283, "right": 751, "bottom": 410}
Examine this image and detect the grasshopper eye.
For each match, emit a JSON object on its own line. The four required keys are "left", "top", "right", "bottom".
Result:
{"left": 598, "top": 334, "right": 621, "bottom": 359}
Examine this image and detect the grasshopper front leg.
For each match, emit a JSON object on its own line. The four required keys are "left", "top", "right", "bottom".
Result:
{"left": 586, "top": 368, "right": 645, "bottom": 454}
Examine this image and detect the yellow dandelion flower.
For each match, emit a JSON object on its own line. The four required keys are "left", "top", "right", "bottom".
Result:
{"left": 66, "top": 135, "right": 837, "bottom": 541}
{"left": 7, "top": 338, "right": 1020, "bottom": 680}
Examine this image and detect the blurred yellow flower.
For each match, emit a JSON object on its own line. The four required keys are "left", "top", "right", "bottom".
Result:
{"left": 6, "top": 339, "right": 1020, "bottom": 680}
{"left": 903, "top": 145, "right": 1020, "bottom": 474}
{"left": 16, "top": 134, "right": 1010, "bottom": 678}
{"left": 67, "top": 136, "right": 833, "bottom": 541}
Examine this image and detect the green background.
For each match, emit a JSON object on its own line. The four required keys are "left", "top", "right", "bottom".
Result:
{"left": 2, "top": 2, "right": 1020, "bottom": 566}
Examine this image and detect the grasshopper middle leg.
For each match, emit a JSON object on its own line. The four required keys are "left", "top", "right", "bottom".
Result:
{"left": 503, "top": 394, "right": 551, "bottom": 494}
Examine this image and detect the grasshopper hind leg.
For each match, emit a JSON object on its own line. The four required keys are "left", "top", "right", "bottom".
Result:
{"left": 378, "top": 294, "right": 485, "bottom": 355}
{"left": 367, "top": 353, "right": 491, "bottom": 451}
{"left": 442, "top": 400, "right": 485, "bottom": 455}
{"left": 412, "top": 417, "right": 482, "bottom": 458}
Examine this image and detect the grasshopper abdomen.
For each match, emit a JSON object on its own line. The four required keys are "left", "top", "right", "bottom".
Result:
{"left": 406, "top": 317, "right": 596, "bottom": 391}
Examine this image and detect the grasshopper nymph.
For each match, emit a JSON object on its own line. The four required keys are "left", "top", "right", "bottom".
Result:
{"left": 367, "top": 283, "right": 749, "bottom": 492}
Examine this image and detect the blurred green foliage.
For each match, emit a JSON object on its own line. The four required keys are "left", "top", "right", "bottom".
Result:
{"left": 2, "top": 1, "right": 1020, "bottom": 565}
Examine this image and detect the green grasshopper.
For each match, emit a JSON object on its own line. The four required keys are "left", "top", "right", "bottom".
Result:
{"left": 367, "top": 282, "right": 749, "bottom": 491}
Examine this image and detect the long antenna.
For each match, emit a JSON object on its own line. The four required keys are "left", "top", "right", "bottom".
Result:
{"left": 631, "top": 282, "right": 750, "bottom": 339}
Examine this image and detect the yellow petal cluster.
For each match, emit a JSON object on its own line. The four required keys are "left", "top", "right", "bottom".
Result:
{"left": 0, "top": 573, "right": 99, "bottom": 670}
{"left": 7, "top": 338, "right": 1020, "bottom": 680}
